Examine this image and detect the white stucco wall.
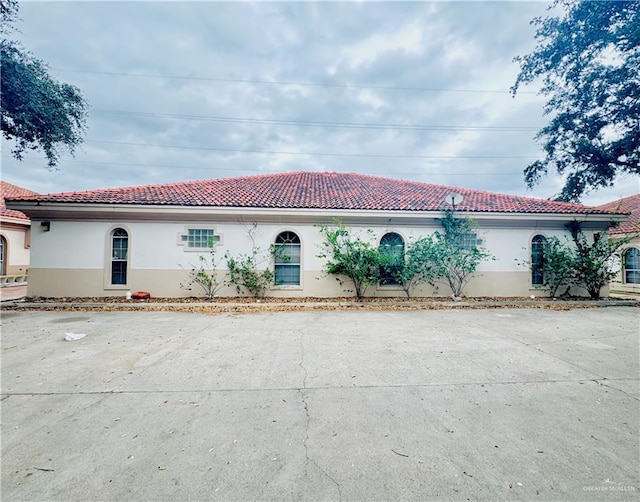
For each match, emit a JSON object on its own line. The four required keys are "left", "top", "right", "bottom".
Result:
{"left": 30, "top": 220, "right": 105, "bottom": 269}
{"left": 31, "top": 219, "right": 564, "bottom": 272}
{"left": 610, "top": 235, "right": 640, "bottom": 296}
{"left": 0, "top": 223, "right": 30, "bottom": 275}
{"left": 27, "top": 216, "right": 595, "bottom": 298}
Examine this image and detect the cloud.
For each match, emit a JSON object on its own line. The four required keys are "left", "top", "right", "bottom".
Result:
{"left": 1, "top": 1, "right": 637, "bottom": 207}
{"left": 340, "top": 19, "right": 425, "bottom": 69}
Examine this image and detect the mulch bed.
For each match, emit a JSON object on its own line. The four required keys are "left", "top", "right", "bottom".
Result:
{"left": 4, "top": 295, "right": 635, "bottom": 314}
{"left": 18, "top": 295, "right": 594, "bottom": 304}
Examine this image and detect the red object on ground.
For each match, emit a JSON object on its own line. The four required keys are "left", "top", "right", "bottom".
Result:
{"left": 131, "top": 291, "right": 151, "bottom": 300}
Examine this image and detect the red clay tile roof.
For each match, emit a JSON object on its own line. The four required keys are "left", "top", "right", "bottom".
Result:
{"left": 3, "top": 171, "right": 627, "bottom": 215}
{"left": 0, "top": 181, "right": 38, "bottom": 221}
{"left": 596, "top": 193, "right": 640, "bottom": 234}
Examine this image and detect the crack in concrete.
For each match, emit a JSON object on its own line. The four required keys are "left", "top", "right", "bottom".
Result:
{"left": 296, "top": 330, "right": 341, "bottom": 499}
{"left": 4, "top": 377, "right": 639, "bottom": 396}
{"left": 592, "top": 379, "right": 640, "bottom": 402}
{"left": 299, "top": 329, "right": 308, "bottom": 390}
{"left": 298, "top": 388, "right": 342, "bottom": 501}
{"left": 535, "top": 333, "right": 634, "bottom": 345}
{"left": 502, "top": 331, "right": 612, "bottom": 381}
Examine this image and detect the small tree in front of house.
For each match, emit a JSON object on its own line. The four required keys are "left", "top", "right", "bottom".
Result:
{"left": 225, "top": 224, "right": 274, "bottom": 298}
{"left": 567, "top": 221, "right": 631, "bottom": 299}
{"left": 384, "top": 236, "right": 439, "bottom": 298}
{"left": 532, "top": 222, "right": 635, "bottom": 299}
{"left": 317, "top": 220, "right": 385, "bottom": 299}
{"left": 429, "top": 210, "right": 492, "bottom": 298}
{"left": 539, "top": 236, "right": 576, "bottom": 297}
{"left": 180, "top": 241, "right": 223, "bottom": 298}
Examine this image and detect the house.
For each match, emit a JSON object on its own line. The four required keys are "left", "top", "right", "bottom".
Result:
{"left": 597, "top": 194, "right": 640, "bottom": 297}
{"left": 0, "top": 181, "right": 38, "bottom": 301}
{"left": 5, "top": 171, "right": 628, "bottom": 299}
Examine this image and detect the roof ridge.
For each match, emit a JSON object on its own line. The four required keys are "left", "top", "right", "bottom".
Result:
{"left": 338, "top": 172, "right": 594, "bottom": 209}
{"left": 3, "top": 171, "right": 626, "bottom": 215}
{"left": 596, "top": 192, "right": 640, "bottom": 209}
{"left": 23, "top": 171, "right": 320, "bottom": 197}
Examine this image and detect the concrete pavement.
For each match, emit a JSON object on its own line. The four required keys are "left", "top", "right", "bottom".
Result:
{"left": 1, "top": 308, "right": 638, "bottom": 501}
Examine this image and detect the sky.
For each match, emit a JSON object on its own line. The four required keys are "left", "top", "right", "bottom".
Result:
{"left": 1, "top": 0, "right": 638, "bottom": 206}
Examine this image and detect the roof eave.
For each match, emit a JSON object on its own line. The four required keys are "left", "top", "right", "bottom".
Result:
{"left": 0, "top": 214, "right": 31, "bottom": 226}
{"left": 5, "top": 201, "right": 626, "bottom": 228}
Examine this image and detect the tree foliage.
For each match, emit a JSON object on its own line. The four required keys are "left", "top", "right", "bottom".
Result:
{"left": 539, "top": 236, "right": 575, "bottom": 297}
{"left": 535, "top": 222, "right": 633, "bottom": 299}
{"left": 427, "top": 211, "right": 492, "bottom": 298}
{"left": 383, "top": 236, "right": 438, "bottom": 298}
{"left": 225, "top": 224, "right": 274, "bottom": 298}
{"left": 512, "top": 0, "right": 639, "bottom": 202}
{"left": 384, "top": 213, "right": 491, "bottom": 298}
{"left": 1, "top": 0, "right": 88, "bottom": 168}
{"left": 317, "top": 214, "right": 491, "bottom": 299}
{"left": 317, "top": 220, "right": 385, "bottom": 299}
{"left": 226, "top": 254, "right": 274, "bottom": 298}
{"left": 1, "top": 0, "right": 18, "bottom": 29}
{"left": 566, "top": 221, "right": 630, "bottom": 299}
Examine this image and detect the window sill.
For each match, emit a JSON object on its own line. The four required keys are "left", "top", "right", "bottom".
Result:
{"left": 104, "top": 285, "right": 130, "bottom": 291}
{"left": 181, "top": 247, "right": 215, "bottom": 253}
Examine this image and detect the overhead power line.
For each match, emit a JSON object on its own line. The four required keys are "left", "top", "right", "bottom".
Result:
{"left": 53, "top": 68, "right": 535, "bottom": 95}
{"left": 89, "top": 139, "right": 536, "bottom": 159}
{"left": 93, "top": 109, "right": 538, "bottom": 132}
{"left": 0, "top": 155, "right": 526, "bottom": 175}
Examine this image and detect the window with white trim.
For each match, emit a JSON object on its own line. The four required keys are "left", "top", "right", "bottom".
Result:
{"left": 179, "top": 228, "right": 220, "bottom": 249}
{"left": 379, "top": 232, "right": 404, "bottom": 285}
{"left": 531, "top": 234, "right": 547, "bottom": 286}
{"left": 111, "top": 228, "right": 128, "bottom": 285}
{"left": 274, "top": 231, "right": 301, "bottom": 286}
{"left": 624, "top": 247, "right": 640, "bottom": 284}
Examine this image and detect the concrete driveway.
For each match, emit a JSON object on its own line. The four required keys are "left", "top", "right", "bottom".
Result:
{"left": 1, "top": 308, "right": 638, "bottom": 501}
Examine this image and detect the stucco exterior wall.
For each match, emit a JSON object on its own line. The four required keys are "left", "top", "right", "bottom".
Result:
{"left": 0, "top": 222, "right": 30, "bottom": 276}
{"left": 25, "top": 217, "right": 592, "bottom": 299}
{"left": 610, "top": 234, "right": 640, "bottom": 297}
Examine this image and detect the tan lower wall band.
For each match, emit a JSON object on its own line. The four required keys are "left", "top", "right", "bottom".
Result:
{"left": 26, "top": 268, "right": 604, "bottom": 298}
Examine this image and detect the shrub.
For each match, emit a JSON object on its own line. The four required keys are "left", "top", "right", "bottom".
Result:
{"left": 317, "top": 220, "right": 384, "bottom": 299}
{"left": 180, "top": 243, "right": 223, "bottom": 298}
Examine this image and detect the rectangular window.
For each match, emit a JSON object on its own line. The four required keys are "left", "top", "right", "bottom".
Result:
{"left": 274, "top": 243, "right": 301, "bottom": 286}
{"left": 180, "top": 229, "right": 220, "bottom": 249}
{"left": 110, "top": 228, "right": 129, "bottom": 286}
{"left": 531, "top": 235, "right": 546, "bottom": 286}
{"left": 112, "top": 238, "right": 128, "bottom": 260}
{"left": 111, "top": 261, "right": 127, "bottom": 285}
{"left": 625, "top": 248, "right": 640, "bottom": 284}
{"left": 455, "top": 233, "right": 479, "bottom": 249}
{"left": 275, "top": 264, "right": 301, "bottom": 286}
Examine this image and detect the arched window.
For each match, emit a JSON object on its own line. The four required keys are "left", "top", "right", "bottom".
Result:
{"left": 379, "top": 232, "right": 404, "bottom": 285}
{"left": 624, "top": 248, "right": 640, "bottom": 284}
{"left": 274, "top": 231, "right": 301, "bottom": 286}
{"left": 0, "top": 235, "right": 6, "bottom": 276}
{"left": 531, "top": 234, "right": 546, "bottom": 285}
{"left": 111, "top": 228, "right": 128, "bottom": 285}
